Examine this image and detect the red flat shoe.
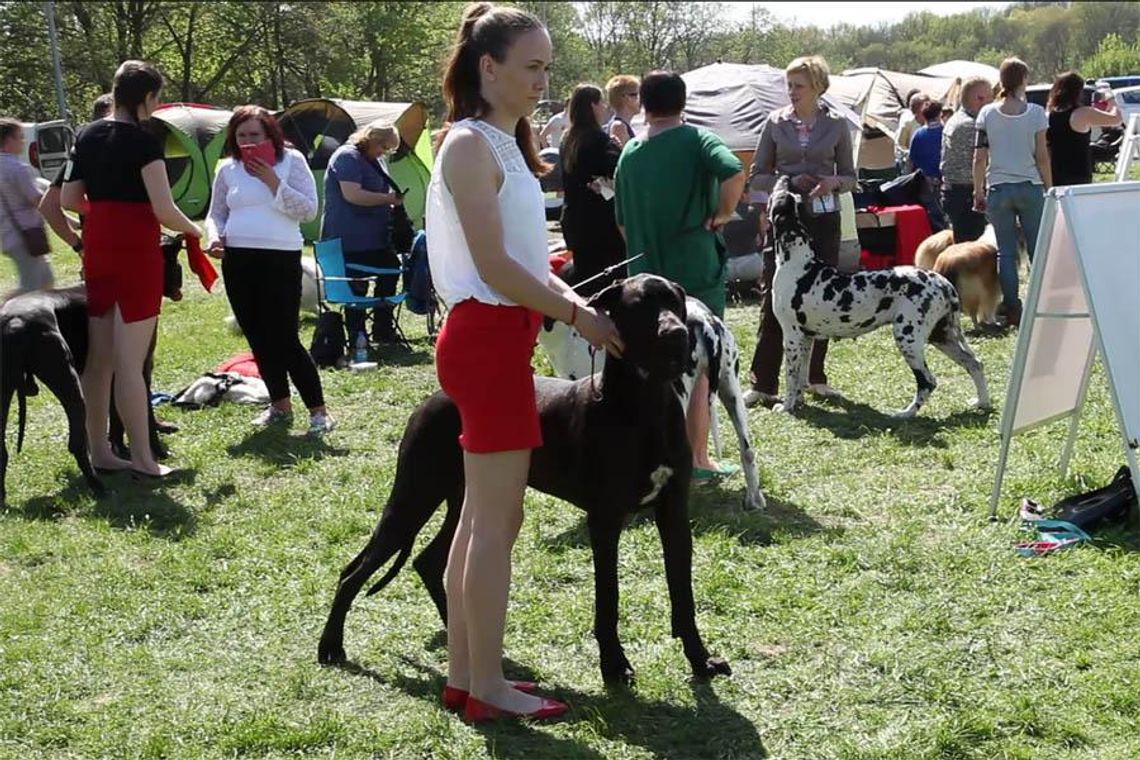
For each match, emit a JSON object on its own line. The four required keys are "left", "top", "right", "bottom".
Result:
{"left": 463, "top": 695, "right": 568, "bottom": 722}
{"left": 442, "top": 681, "right": 538, "bottom": 712}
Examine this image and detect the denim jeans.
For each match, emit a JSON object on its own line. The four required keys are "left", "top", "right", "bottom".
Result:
{"left": 941, "top": 184, "right": 987, "bottom": 242}
{"left": 985, "top": 181, "right": 1045, "bottom": 313}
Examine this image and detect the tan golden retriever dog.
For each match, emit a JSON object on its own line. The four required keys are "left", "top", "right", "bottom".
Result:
{"left": 915, "top": 227, "right": 1001, "bottom": 328}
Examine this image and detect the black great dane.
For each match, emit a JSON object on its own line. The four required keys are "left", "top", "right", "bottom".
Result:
{"left": 0, "top": 235, "right": 185, "bottom": 505}
{"left": 318, "top": 274, "right": 731, "bottom": 686}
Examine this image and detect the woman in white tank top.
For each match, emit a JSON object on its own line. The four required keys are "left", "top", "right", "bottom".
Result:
{"left": 428, "top": 3, "right": 621, "bottom": 722}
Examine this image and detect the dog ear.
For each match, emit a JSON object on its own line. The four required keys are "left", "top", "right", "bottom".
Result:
{"left": 587, "top": 280, "right": 625, "bottom": 313}
{"left": 669, "top": 281, "right": 688, "bottom": 321}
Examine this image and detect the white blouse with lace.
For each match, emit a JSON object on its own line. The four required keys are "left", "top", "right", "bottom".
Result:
{"left": 426, "top": 118, "right": 549, "bottom": 307}
{"left": 206, "top": 146, "right": 317, "bottom": 251}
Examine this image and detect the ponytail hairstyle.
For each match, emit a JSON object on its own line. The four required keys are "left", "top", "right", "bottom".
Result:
{"left": 997, "top": 57, "right": 1029, "bottom": 100}
{"left": 112, "top": 60, "right": 164, "bottom": 123}
{"left": 441, "top": 2, "right": 550, "bottom": 176}
{"left": 560, "top": 84, "right": 603, "bottom": 175}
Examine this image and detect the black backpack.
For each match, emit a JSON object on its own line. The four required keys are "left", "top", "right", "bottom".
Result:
{"left": 310, "top": 311, "right": 347, "bottom": 368}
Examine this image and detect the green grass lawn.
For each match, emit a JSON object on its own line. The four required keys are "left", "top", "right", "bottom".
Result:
{"left": 2, "top": 210, "right": 1139, "bottom": 759}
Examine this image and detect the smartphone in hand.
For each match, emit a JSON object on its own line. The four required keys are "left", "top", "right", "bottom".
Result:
{"left": 239, "top": 141, "right": 277, "bottom": 169}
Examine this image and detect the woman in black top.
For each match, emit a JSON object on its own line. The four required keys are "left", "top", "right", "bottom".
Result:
{"left": 62, "top": 60, "right": 200, "bottom": 478}
{"left": 1047, "top": 71, "right": 1123, "bottom": 187}
{"left": 558, "top": 84, "right": 626, "bottom": 296}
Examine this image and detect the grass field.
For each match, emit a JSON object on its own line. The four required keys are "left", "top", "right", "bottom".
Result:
{"left": 2, "top": 200, "right": 1139, "bottom": 759}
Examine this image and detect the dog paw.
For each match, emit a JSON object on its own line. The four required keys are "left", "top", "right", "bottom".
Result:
{"left": 317, "top": 639, "right": 347, "bottom": 665}
{"left": 890, "top": 407, "right": 919, "bottom": 419}
{"left": 772, "top": 403, "right": 794, "bottom": 414}
{"left": 969, "top": 397, "right": 992, "bottom": 410}
{"left": 601, "top": 662, "right": 636, "bottom": 687}
{"left": 693, "top": 656, "right": 732, "bottom": 679}
{"left": 743, "top": 492, "right": 767, "bottom": 511}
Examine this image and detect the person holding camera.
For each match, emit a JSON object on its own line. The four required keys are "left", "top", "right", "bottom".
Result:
{"left": 321, "top": 120, "right": 404, "bottom": 345}
{"left": 743, "top": 55, "right": 856, "bottom": 409}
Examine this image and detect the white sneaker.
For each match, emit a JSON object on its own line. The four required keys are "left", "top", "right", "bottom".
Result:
{"left": 252, "top": 406, "right": 293, "bottom": 427}
{"left": 308, "top": 412, "right": 337, "bottom": 437}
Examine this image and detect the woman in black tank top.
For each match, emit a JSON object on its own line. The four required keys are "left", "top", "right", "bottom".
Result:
{"left": 1047, "top": 108, "right": 1091, "bottom": 186}
{"left": 1047, "top": 71, "right": 1124, "bottom": 187}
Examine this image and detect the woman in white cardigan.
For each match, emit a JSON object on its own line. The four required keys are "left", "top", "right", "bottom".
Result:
{"left": 206, "top": 106, "right": 334, "bottom": 436}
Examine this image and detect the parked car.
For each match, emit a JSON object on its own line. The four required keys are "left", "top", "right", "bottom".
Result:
{"left": 1114, "top": 85, "right": 1140, "bottom": 127}
{"left": 1096, "top": 76, "right": 1140, "bottom": 91}
{"left": 18, "top": 120, "right": 74, "bottom": 181}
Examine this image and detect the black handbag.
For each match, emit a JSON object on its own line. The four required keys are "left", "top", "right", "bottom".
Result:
{"left": 0, "top": 186, "right": 51, "bottom": 257}
{"left": 364, "top": 158, "right": 416, "bottom": 254}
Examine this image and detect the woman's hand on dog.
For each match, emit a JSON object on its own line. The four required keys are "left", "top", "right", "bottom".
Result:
{"left": 576, "top": 306, "right": 625, "bottom": 358}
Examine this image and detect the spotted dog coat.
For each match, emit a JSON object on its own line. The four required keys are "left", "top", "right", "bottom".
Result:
{"left": 539, "top": 295, "right": 765, "bottom": 510}
{"left": 767, "top": 177, "right": 990, "bottom": 418}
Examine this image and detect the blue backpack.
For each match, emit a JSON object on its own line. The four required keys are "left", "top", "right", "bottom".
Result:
{"left": 403, "top": 231, "right": 434, "bottom": 316}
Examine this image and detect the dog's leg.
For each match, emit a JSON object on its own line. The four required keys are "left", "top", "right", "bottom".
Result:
{"left": 654, "top": 482, "right": 730, "bottom": 680}
{"left": 143, "top": 329, "right": 169, "bottom": 460}
{"left": 933, "top": 325, "right": 991, "bottom": 410}
{"left": 412, "top": 488, "right": 464, "bottom": 626}
{"left": 892, "top": 318, "right": 936, "bottom": 418}
{"left": 36, "top": 338, "right": 105, "bottom": 497}
{"left": 317, "top": 495, "right": 436, "bottom": 665}
{"left": 717, "top": 369, "right": 765, "bottom": 511}
{"left": 774, "top": 331, "right": 808, "bottom": 413}
{"left": 587, "top": 510, "right": 635, "bottom": 686}
{"left": 0, "top": 381, "right": 13, "bottom": 505}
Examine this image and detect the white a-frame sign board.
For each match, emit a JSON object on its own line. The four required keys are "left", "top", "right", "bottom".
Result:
{"left": 989, "top": 182, "right": 1140, "bottom": 519}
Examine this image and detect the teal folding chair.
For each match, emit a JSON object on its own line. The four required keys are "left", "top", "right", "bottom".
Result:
{"left": 314, "top": 238, "right": 410, "bottom": 350}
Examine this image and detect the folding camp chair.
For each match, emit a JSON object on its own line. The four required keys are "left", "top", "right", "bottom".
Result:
{"left": 314, "top": 238, "right": 411, "bottom": 350}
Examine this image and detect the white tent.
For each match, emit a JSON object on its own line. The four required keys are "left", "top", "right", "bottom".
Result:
{"left": 919, "top": 60, "right": 1000, "bottom": 83}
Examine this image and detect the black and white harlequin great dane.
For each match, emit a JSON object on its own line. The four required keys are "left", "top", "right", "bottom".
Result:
{"left": 538, "top": 291, "right": 764, "bottom": 511}
{"left": 767, "top": 176, "right": 990, "bottom": 418}
{"left": 319, "top": 274, "right": 732, "bottom": 687}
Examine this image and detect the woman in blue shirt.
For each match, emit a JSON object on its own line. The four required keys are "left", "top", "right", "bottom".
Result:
{"left": 321, "top": 121, "right": 404, "bottom": 344}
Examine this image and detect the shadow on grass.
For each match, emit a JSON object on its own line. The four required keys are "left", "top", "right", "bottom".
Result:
{"left": 15, "top": 469, "right": 199, "bottom": 540}
{"left": 792, "top": 393, "right": 994, "bottom": 447}
{"left": 541, "top": 487, "right": 831, "bottom": 552}
{"left": 333, "top": 656, "right": 766, "bottom": 759}
{"left": 227, "top": 426, "right": 350, "bottom": 466}
{"left": 370, "top": 340, "right": 435, "bottom": 368}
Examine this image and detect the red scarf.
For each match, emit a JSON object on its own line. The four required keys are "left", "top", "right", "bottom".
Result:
{"left": 185, "top": 235, "right": 218, "bottom": 292}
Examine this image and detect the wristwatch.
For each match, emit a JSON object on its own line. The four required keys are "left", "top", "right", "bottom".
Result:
{"left": 71, "top": 239, "right": 83, "bottom": 254}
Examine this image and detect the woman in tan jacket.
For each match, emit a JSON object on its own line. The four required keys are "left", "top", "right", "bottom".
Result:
{"left": 744, "top": 55, "right": 856, "bottom": 408}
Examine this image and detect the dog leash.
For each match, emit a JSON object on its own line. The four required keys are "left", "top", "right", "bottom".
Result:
{"left": 569, "top": 253, "right": 645, "bottom": 292}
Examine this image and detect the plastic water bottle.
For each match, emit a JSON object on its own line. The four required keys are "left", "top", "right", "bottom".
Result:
{"left": 354, "top": 332, "right": 369, "bottom": 364}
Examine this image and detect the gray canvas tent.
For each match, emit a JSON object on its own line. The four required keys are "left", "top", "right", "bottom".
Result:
{"left": 919, "top": 60, "right": 1000, "bottom": 83}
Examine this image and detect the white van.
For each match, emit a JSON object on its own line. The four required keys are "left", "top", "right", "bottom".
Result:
{"left": 18, "top": 120, "right": 74, "bottom": 181}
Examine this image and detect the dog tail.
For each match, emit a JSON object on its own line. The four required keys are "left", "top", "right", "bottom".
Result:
{"left": 364, "top": 544, "right": 413, "bottom": 597}
{"left": 16, "top": 381, "right": 27, "bottom": 453}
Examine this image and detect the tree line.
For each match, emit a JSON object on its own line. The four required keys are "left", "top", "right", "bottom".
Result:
{"left": 2, "top": 1, "right": 1138, "bottom": 123}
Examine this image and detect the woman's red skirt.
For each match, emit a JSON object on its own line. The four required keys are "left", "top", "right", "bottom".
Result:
{"left": 83, "top": 200, "right": 162, "bottom": 322}
{"left": 435, "top": 299, "right": 543, "bottom": 453}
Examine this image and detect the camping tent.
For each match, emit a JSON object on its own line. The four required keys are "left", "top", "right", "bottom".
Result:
{"left": 149, "top": 103, "right": 232, "bottom": 220}
{"left": 919, "top": 60, "right": 1000, "bottom": 83}
{"left": 275, "top": 98, "right": 433, "bottom": 241}
{"left": 841, "top": 68, "right": 957, "bottom": 137}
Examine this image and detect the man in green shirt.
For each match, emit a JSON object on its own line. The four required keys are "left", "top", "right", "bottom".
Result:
{"left": 614, "top": 70, "right": 746, "bottom": 480}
